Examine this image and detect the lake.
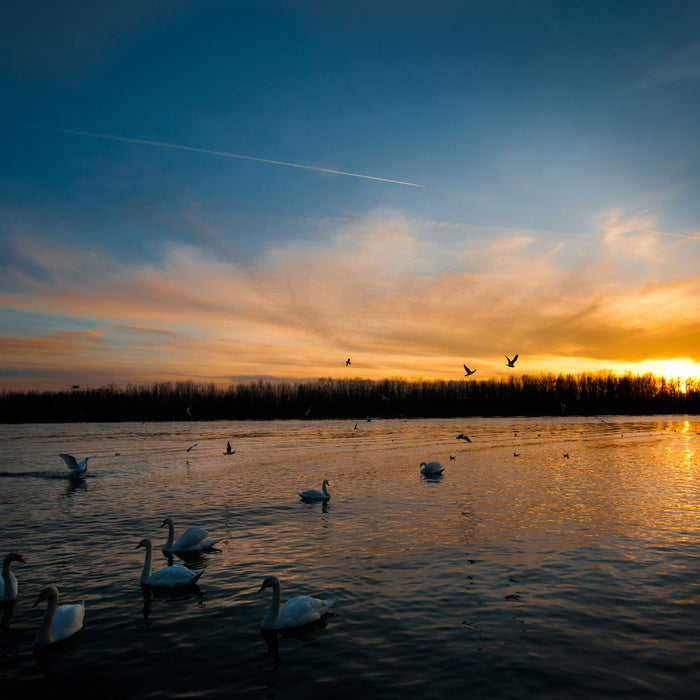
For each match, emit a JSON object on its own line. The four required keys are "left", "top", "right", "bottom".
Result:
{"left": 1, "top": 415, "right": 699, "bottom": 699}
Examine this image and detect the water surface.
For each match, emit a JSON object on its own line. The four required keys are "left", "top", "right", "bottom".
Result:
{"left": 1, "top": 416, "right": 699, "bottom": 698}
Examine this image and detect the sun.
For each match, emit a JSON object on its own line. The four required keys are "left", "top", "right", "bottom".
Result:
{"left": 651, "top": 359, "right": 700, "bottom": 392}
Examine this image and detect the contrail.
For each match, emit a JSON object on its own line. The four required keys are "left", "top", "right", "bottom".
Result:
{"left": 31, "top": 126, "right": 424, "bottom": 188}
{"left": 643, "top": 229, "right": 700, "bottom": 241}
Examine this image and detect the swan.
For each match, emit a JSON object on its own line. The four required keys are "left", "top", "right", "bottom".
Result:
{"left": 420, "top": 461, "right": 444, "bottom": 476}
{"left": 58, "top": 453, "right": 94, "bottom": 475}
{"left": 298, "top": 479, "right": 330, "bottom": 502}
{"left": 160, "top": 517, "right": 222, "bottom": 553}
{"left": 1, "top": 553, "right": 26, "bottom": 601}
{"left": 33, "top": 586, "right": 85, "bottom": 646}
{"left": 136, "top": 538, "right": 203, "bottom": 588}
{"left": 258, "top": 575, "right": 336, "bottom": 630}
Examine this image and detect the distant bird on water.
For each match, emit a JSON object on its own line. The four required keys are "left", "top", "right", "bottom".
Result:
{"left": 33, "top": 586, "right": 85, "bottom": 646}
{"left": 160, "top": 517, "right": 221, "bottom": 553}
{"left": 223, "top": 441, "right": 235, "bottom": 455}
{"left": 505, "top": 354, "right": 518, "bottom": 368}
{"left": 59, "top": 453, "right": 94, "bottom": 475}
{"left": 463, "top": 364, "right": 477, "bottom": 376}
{"left": 346, "top": 358, "right": 351, "bottom": 366}
{"left": 258, "top": 574, "right": 336, "bottom": 630}
{"left": 420, "top": 461, "right": 445, "bottom": 476}
{"left": 456, "top": 433, "right": 472, "bottom": 442}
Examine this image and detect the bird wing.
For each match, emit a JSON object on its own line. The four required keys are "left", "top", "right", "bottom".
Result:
{"left": 52, "top": 602, "right": 85, "bottom": 640}
{"left": 512, "top": 354, "right": 518, "bottom": 363}
{"left": 59, "top": 454, "right": 79, "bottom": 470}
{"left": 173, "top": 527, "right": 211, "bottom": 550}
{"left": 147, "top": 566, "right": 201, "bottom": 587}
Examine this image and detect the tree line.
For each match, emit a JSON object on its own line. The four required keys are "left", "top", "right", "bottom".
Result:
{"left": 0, "top": 372, "right": 698, "bottom": 423}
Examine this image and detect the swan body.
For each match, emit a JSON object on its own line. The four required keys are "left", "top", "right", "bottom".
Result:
{"left": 160, "top": 517, "right": 222, "bottom": 553}
{"left": 1, "top": 553, "right": 26, "bottom": 601}
{"left": 136, "top": 539, "right": 203, "bottom": 588}
{"left": 298, "top": 479, "right": 330, "bottom": 502}
{"left": 420, "top": 461, "right": 444, "bottom": 476}
{"left": 59, "top": 453, "right": 94, "bottom": 475}
{"left": 258, "top": 575, "right": 336, "bottom": 630}
{"left": 33, "top": 586, "right": 85, "bottom": 646}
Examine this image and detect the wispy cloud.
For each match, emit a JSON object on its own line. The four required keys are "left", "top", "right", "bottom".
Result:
{"left": 2, "top": 212, "right": 699, "bottom": 387}
{"left": 642, "top": 43, "right": 700, "bottom": 87}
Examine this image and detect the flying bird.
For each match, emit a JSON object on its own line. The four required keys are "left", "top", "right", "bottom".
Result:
{"left": 456, "top": 434, "right": 472, "bottom": 442}
{"left": 378, "top": 393, "right": 390, "bottom": 402}
{"left": 505, "top": 354, "right": 519, "bottom": 368}
{"left": 223, "top": 441, "right": 235, "bottom": 455}
{"left": 346, "top": 358, "right": 351, "bottom": 366}
{"left": 463, "top": 365, "right": 477, "bottom": 376}
{"left": 186, "top": 443, "right": 198, "bottom": 452}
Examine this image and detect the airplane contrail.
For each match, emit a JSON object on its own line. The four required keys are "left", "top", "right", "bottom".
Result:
{"left": 30, "top": 126, "right": 424, "bottom": 188}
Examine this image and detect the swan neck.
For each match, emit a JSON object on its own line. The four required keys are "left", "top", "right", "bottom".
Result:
{"left": 1, "top": 557, "right": 11, "bottom": 582}
{"left": 141, "top": 542, "right": 152, "bottom": 581}
{"left": 37, "top": 593, "right": 57, "bottom": 644}
{"left": 164, "top": 521, "right": 174, "bottom": 549}
{"left": 263, "top": 581, "right": 281, "bottom": 627}
{"left": 322, "top": 482, "right": 329, "bottom": 497}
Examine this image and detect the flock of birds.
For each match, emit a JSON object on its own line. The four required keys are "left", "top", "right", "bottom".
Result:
{"left": 1, "top": 450, "right": 341, "bottom": 649}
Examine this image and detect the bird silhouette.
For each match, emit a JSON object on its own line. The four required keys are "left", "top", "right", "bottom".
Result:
{"left": 346, "top": 358, "right": 351, "bottom": 366}
{"left": 456, "top": 433, "right": 472, "bottom": 442}
{"left": 505, "top": 354, "right": 519, "bottom": 368}
{"left": 463, "top": 364, "right": 477, "bottom": 376}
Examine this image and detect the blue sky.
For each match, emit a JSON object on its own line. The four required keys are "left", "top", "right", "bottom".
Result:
{"left": 1, "top": 1, "right": 699, "bottom": 388}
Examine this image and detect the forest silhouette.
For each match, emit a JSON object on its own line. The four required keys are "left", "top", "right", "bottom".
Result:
{"left": 1, "top": 372, "right": 698, "bottom": 423}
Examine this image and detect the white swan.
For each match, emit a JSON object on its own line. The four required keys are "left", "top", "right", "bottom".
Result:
{"left": 1, "top": 553, "right": 26, "bottom": 601}
{"left": 258, "top": 575, "right": 336, "bottom": 630}
{"left": 59, "top": 453, "right": 94, "bottom": 475}
{"left": 136, "top": 538, "right": 203, "bottom": 588}
{"left": 33, "top": 585, "right": 85, "bottom": 646}
{"left": 160, "top": 517, "right": 222, "bottom": 553}
{"left": 298, "top": 479, "right": 330, "bottom": 502}
{"left": 420, "top": 461, "right": 444, "bottom": 476}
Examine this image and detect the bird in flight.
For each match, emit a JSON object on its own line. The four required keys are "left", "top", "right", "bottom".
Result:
{"left": 505, "top": 354, "right": 518, "bottom": 368}
{"left": 456, "top": 433, "right": 472, "bottom": 442}
{"left": 224, "top": 441, "right": 235, "bottom": 455}
{"left": 346, "top": 358, "right": 351, "bottom": 366}
{"left": 463, "top": 365, "right": 476, "bottom": 376}
{"left": 186, "top": 443, "right": 198, "bottom": 452}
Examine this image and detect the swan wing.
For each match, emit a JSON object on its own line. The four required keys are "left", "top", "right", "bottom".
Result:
{"left": 0, "top": 572, "right": 18, "bottom": 600}
{"left": 59, "top": 454, "right": 79, "bottom": 470}
{"left": 51, "top": 602, "right": 85, "bottom": 642}
{"left": 146, "top": 565, "right": 202, "bottom": 588}
{"left": 276, "top": 595, "right": 335, "bottom": 629}
{"left": 172, "top": 527, "right": 212, "bottom": 551}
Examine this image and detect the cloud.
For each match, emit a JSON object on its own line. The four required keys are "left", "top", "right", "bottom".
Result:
{"left": 2, "top": 212, "right": 699, "bottom": 387}
{"left": 642, "top": 43, "right": 700, "bottom": 87}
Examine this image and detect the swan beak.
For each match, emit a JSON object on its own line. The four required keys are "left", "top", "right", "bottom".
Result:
{"left": 257, "top": 582, "right": 268, "bottom": 593}
{"left": 32, "top": 594, "right": 43, "bottom": 608}
{"left": 17, "top": 555, "right": 27, "bottom": 563}
{"left": 159, "top": 520, "right": 167, "bottom": 528}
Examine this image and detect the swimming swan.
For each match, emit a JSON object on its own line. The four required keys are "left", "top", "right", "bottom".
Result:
{"left": 136, "top": 538, "right": 203, "bottom": 588}
{"left": 298, "top": 479, "right": 331, "bottom": 502}
{"left": 33, "top": 585, "right": 85, "bottom": 646}
{"left": 1, "top": 553, "right": 26, "bottom": 601}
{"left": 160, "top": 517, "right": 222, "bottom": 553}
{"left": 420, "top": 461, "right": 445, "bottom": 476}
{"left": 258, "top": 575, "right": 336, "bottom": 630}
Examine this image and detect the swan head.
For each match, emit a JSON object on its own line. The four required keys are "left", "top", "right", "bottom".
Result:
{"left": 257, "top": 575, "right": 280, "bottom": 593}
{"left": 33, "top": 585, "right": 59, "bottom": 608}
{"left": 419, "top": 462, "right": 427, "bottom": 467}
{"left": 135, "top": 538, "right": 152, "bottom": 550}
{"left": 4, "top": 553, "right": 26, "bottom": 565}
{"left": 160, "top": 518, "right": 174, "bottom": 529}
{"left": 323, "top": 479, "right": 330, "bottom": 487}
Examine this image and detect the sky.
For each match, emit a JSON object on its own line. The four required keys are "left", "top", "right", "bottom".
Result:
{"left": 1, "top": 0, "right": 700, "bottom": 390}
